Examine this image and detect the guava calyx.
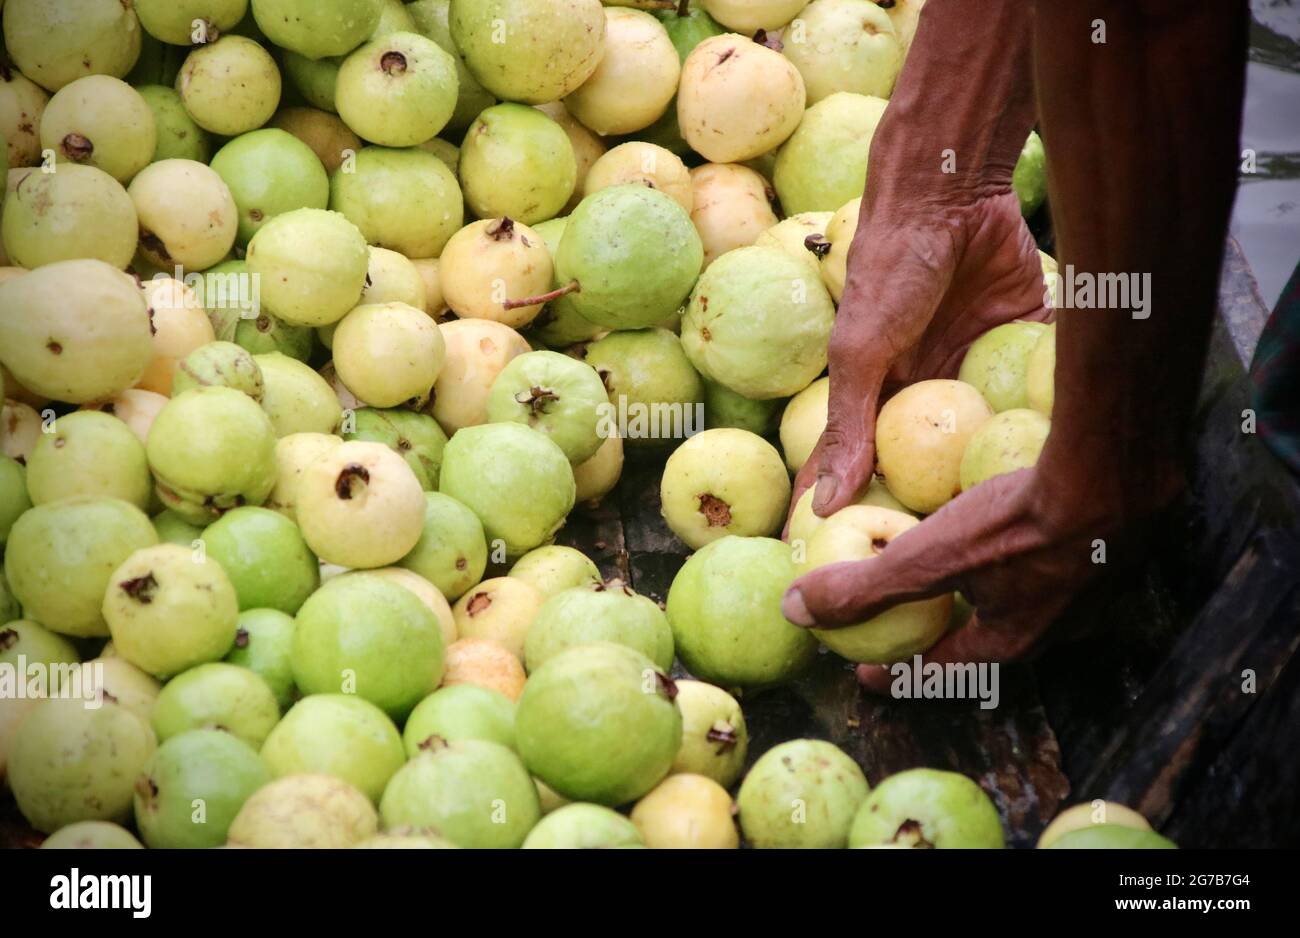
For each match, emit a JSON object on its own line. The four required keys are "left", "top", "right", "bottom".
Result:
{"left": 488, "top": 217, "right": 517, "bottom": 241}
{"left": 503, "top": 280, "right": 580, "bottom": 311}
{"left": 752, "top": 30, "right": 783, "bottom": 52}
{"left": 380, "top": 52, "right": 408, "bottom": 76}
{"left": 334, "top": 464, "right": 370, "bottom": 499}
{"left": 140, "top": 230, "right": 173, "bottom": 263}
{"left": 698, "top": 493, "right": 732, "bottom": 527}
{"left": 0, "top": 629, "right": 17, "bottom": 652}
{"left": 707, "top": 721, "right": 739, "bottom": 751}
{"left": 466, "top": 591, "right": 492, "bottom": 615}
{"left": 120, "top": 573, "right": 160, "bottom": 604}
{"left": 804, "top": 233, "right": 832, "bottom": 258}
{"left": 515, "top": 386, "right": 561, "bottom": 416}
{"left": 61, "top": 134, "right": 94, "bottom": 162}
{"left": 892, "top": 819, "right": 935, "bottom": 849}
{"left": 234, "top": 628, "right": 251, "bottom": 649}
{"left": 417, "top": 734, "right": 450, "bottom": 753}
{"left": 655, "top": 671, "right": 678, "bottom": 701}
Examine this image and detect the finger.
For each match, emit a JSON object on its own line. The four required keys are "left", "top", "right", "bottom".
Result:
{"left": 811, "top": 370, "right": 881, "bottom": 517}
{"left": 782, "top": 437, "right": 826, "bottom": 541}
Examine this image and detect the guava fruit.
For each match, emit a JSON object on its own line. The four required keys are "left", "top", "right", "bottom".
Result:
{"left": 403, "top": 684, "right": 517, "bottom": 756}
{"left": 210, "top": 129, "right": 330, "bottom": 245}
{"left": 135, "top": 0, "right": 250, "bottom": 46}
{"left": 517, "top": 642, "right": 681, "bottom": 804}
{"left": 406, "top": 0, "right": 497, "bottom": 132}
{"left": 1, "top": 165, "right": 138, "bottom": 270}
{"left": 40, "top": 76, "right": 155, "bottom": 182}
{"left": 875, "top": 379, "right": 994, "bottom": 514}
{"left": 439, "top": 218, "right": 553, "bottom": 329}
{"left": 523, "top": 581, "right": 674, "bottom": 675}
{"left": 177, "top": 36, "right": 280, "bottom": 136}
{"left": 3, "top": 0, "right": 143, "bottom": 92}
{"left": 779, "top": 376, "right": 829, "bottom": 473}
{"left": 39, "top": 821, "right": 143, "bottom": 850}
{"left": 451, "top": 576, "right": 543, "bottom": 660}
{"left": 660, "top": 428, "right": 791, "bottom": 548}
{"left": 380, "top": 739, "right": 540, "bottom": 848}
{"left": 343, "top": 408, "right": 447, "bottom": 490}
{"left": 254, "top": 353, "right": 342, "bottom": 437}
{"left": 957, "top": 321, "right": 1050, "bottom": 413}
{"left": 199, "top": 507, "right": 319, "bottom": 614}
{"left": 398, "top": 492, "right": 489, "bottom": 601}
{"left": 959, "top": 408, "right": 1050, "bottom": 491}
{"left": 353, "top": 832, "right": 459, "bottom": 849}
{"left": 358, "top": 247, "right": 427, "bottom": 311}
{"left": 632, "top": 773, "right": 739, "bottom": 849}
{"left": 268, "top": 107, "right": 362, "bottom": 174}
{"left": 738, "top": 739, "right": 869, "bottom": 848}
{"left": 1026, "top": 323, "right": 1056, "bottom": 416}
{"left": 521, "top": 802, "right": 644, "bottom": 849}
{"left": 7, "top": 698, "right": 156, "bottom": 833}
{"left": 584, "top": 142, "right": 693, "bottom": 213}
{"left": 280, "top": 51, "right": 341, "bottom": 113}
{"left": 678, "top": 33, "right": 804, "bottom": 163}
{"left": 682, "top": 245, "right": 835, "bottom": 400}
{"left": 336, "top": 146, "right": 465, "bottom": 261}
{"left": 146, "top": 387, "right": 278, "bottom": 524}
{"left": 25, "top": 411, "right": 151, "bottom": 509}
{"left": 1013, "top": 131, "right": 1047, "bottom": 217}
{"left": 700, "top": 0, "right": 805, "bottom": 32}
{"left": 670, "top": 679, "right": 747, "bottom": 787}
{"left": 1047, "top": 825, "right": 1177, "bottom": 850}
{"left": 333, "top": 303, "right": 446, "bottom": 409}
{"left": 801, "top": 506, "right": 952, "bottom": 662}
{"left": 819, "top": 196, "right": 859, "bottom": 301}
{"left": 430, "top": 318, "right": 532, "bottom": 431}
{"left": 1, "top": 401, "right": 42, "bottom": 462}
{"left": 666, "top": 535, "right": 818, "bottom": 690}
{"left": 655, "top": 1, "right": 726, "bottom": 58}
{"left": 773, "top": 92, "right": 888, "bottom": 214}
{"left": 134, "top": 728, "right": 271, "bottom": 849}
{"left": 756, "top": 211, "right": 834, "bottom": 276}
{"left": 458, "top": 104, "right": 576, "bottom": 226}
{"left": 848, "top": 768, "right": 1004, "bottom": 848}
{"left": 0, "top": 570, "right": 22, "bottom": 622}
{"left": 449, "top": 0, "right": 606, "bottom": 104}
{"left": 787, "top": 476, "right": 911, "bottom": 545}
{"left": 573, "top": 431, "right": 624, "bottom": 503}
{"left": 687, "top": 162, "right": 779, "bottom": 268}
{"left": 129, "top": 159, "right": 239, "bottom": 270}
{"left": 86, "top": 389, "right": 168, "bottom": 444}
{"left": 336, "top": 32, "right": 458, "bottom": 146}
{"left": 0, "top": 619, "right": 80, "bottom": 688}
{"left": 246, "top": 208, "right": 370, "bottom": 327}
{"left": 103, "top": 544, "right": 240, "bottom": 678}
{"left": 199, "top": 258, "right": 315, "bottom": 360}
{"left": 784, "top": 0, "right": 902, "bottom": 103}
{"left": 224, "top": 607, "right": 297, "bottom": 710}
{"left": 226, "top": 773, "right": 378, "bottom": 848}
{"left": 0, "top": 457, "right": 31, "bottom": 548}
{"left": 133, "top": 278, "right": 214, "bottom": 397}
{"left": 69, "top": 656, "right": 162, "bottom": 724}
{"left": 251, "top": 0, "right": 381, "bottom": 59}
{"left": 443, "top": 637, "right": 527, "bottom": 700}
{"left": 580, "top": 328, "right": 704, "bottom": 449}
{"left": 556, "top": 185, "right": 704, "bottom": 330}
{"left": 260, "top": 694, "right": 404, "bottom": 803}
{"left": 0, "top": 66, "right": 48, "bottom": 168}
{"left": 292, "top": 572, "right": 443, "bottom": 718}
{"left": 439, "top": 422, "right": 576, "bottom": 557}
{"left": 151, "top": 509, "right": 205, "bottom": 547}
{"left": 508, "top": 545, "right": 601, "bottom": 598}
{"left": 126, "top": 29, "right": 188, "bottom": 87}
{"left": 173, "top": 340, "right": 265, "bottom": 401}
{"left": 1037, "top": 801, "right": 1152, "bottom": 849}
{"left": 420, "top": 137, "right": 461, "bottom": 175}
{"left": 486, "top": 351, "right": 607, "bottom": 463}
{"left": 265, "top": 432, "right": 343, "bottom": 521}
{"left": 565, "top": 8, "right": 679, "bottom": 136}
{"left": 366, "top": 567, "right": 456, "bottom": 644}
{"left": 4, "top": 497, "right": 157, "bottom": 638}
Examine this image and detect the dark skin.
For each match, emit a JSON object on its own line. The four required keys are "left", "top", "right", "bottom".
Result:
{"left": 782, "top": 0, "right": 1249, "bottom": 690}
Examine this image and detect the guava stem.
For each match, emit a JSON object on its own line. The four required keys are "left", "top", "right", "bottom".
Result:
{"left": 804, "top": 233, "right": 832, "bottom": 258}
{"left": 676, "top": 0, "right": 689, "bottom": 16}
{"left": 503, "top": 280, "right": 580, "bottom": 310}
{"left": 380, "top": 51, "right": 408, "bottom": 75}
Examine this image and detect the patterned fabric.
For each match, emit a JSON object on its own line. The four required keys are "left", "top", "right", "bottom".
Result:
{"left": 1251, "top": 258, "right": 1300, "bottom": 476}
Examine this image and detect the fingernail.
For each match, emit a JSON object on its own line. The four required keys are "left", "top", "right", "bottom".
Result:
{"left": 782, "top": 588, "right": 814, "bottom": 627}
{"left": 813, "top": 476, "right": 837, "bottom": 513}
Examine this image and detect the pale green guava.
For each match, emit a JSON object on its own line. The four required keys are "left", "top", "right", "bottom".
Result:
{"left": 256, "top": 359, "right": 339, "bottom": 436}
{"left": 210, "top": 128, "right": 330, "bottom": 244}
{"left": 1046, "top": 825, "right": 1177, "bottom": 850}
{"left": 353, "top": 832, "right": 459, "bottom": 849}
{"left": 68, "top": 657, "right": 162, "bottom": 725}
{"left": 252, "top": 0, "right": 382, "bottom": 60}
{"left": 665, "top": 535, "right": 817, "bottom": 691}
{"left": 226, "top": 774, "right": 378, "bottom": 848}
{"left": 399, "top": 492, "right": 489, "bottom": 601}
{"left": 173, "top": 340, "right": 265, "bottom": 400}
{"left": 580, "top": 328, "right": 704, "bottom": 449}
{"left": 40, "top": 75, "right": 155, "bottom": 182}
{"left": 458, "top": 103, "right": 575, "bottom": 225}
{"left": 135, "top": 0, "right": 250, "bottom": 46}
{"left": 959, "top": 408, "right": 1051, "bottom": 491}
{"left": 523, "top": 581, "right": 674, "bottom": 673}
{"left": 780, "top": 376, "right": 829, "bottom": 473}
{"left": 406, "top": 0, "right": 496, "bottom": 132}
{"left": 521, "top": 802, "right": 644, "bottom": 848}
{"left": 486, "top": 350, "right": 608, "bottom": 463}
{"left": 152, "top": 509, "right": 205, "bottom": 546}
{"left": 1013, "top": 131, "right": 1047, "bottom": 217}
{"left": 0, "top": 619, "right": 80, "bottom": 686}
{"left": 783, "top": 0, "right": 902, "bottom": 103}
{"left": 755, "top": 211, "right": 834, "bottom": 276}
{"left": 329, "top": 147, "right": 464, "bottom": 260}
{"left": 0, "top": 457, "right": 30, "bottom": 550}
{"left": 1026, "top": 322, "right": 1056, "bottom": 416}
{"left": 134, "top": 728, "right": 271, "bottom": 849}
{"left": 848, "top": 768, "right": 1005, "bottom": 848}
{"left": 245, "top": 207, "right": 369, "bottom": 327}
{"left": 1, "top": 166, "right": 138, "bottom": 270}
{"left": 260, "top": 693, "right": 405, "bottom": 803}
{"left": 177, "top": 35, "right": 281, "bottom": 136}
{"left": 786, "top": 476, "right": 911, "bottom": 546}
{"left": 332, "top": 302, "right": 445, "bottom": 408}
{"left": 150, "top": 661, "right": 281, "bottom": 747}
{"left": 564, "top": 8, "right": 679, "bottom": 137}
{"left": 682, "top": 245, "right": 835, "bottom": 400}
{"left": 403, "top": 683, "right": 516, "bottom": 756}
{"left": 523, "top": 217, "right": 606, "bottom": 346}
{"left": 281, "top": 50, "right": 341, "bottom": 112}
{"left": 3, "top": 0, "right": 143, "bottom": 92}
{"left": 515, "top": 642, "right": 681, "bottom": 805}
{"left": 343, "top": 407, "right": 448, "bottom": 490}
{"left": 508, "top": 545, "right": 601, "bottom": 598}
{"left": 25, "top": 411, "right": 151, "bottom": 509}
{"left": 957, "top": 321, "right": 1051, "bottom": 413}
{"left": 39, "top": 821, "right": 144, "bottom": 850}
{"left": 198, "top": 258, "right": 315, "bottom": 361}
{"left": 0, "top": 66, "right": 48, "bottom": 170}
{"left": 129, "top": 159, "right": 239, "bottom": 270}
{"left": 224, "top": 607, "right": 297, "bottom": 710}
{"left": 737, "top": 739, "right": 869, "bottom": 848}
{"left": 670, "top": 679, "right": 747, "bottom": 788}
{"left": 336, "top": 32, "right": 458, "bottom": 146}
{"left": 773, "top": 92, "right": 888, "bottom": 214}
{"left": 703, "top": 379, "right": 779, "bottom": 434}
{"left": 136, "top": 85, "right": 210, "bottom": 163}
{"left": 199, "top": 506, "right": 319, "bottom": 613}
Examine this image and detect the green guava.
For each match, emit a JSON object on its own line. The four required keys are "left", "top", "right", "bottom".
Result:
{"left": 152, "top": 509, "right": 205, "bottom": 547}
{"left": 780, "top": 376, "right": 829, "bottom": 473}
{"left": 333, "top": 303, "right": 446, "bottom": 408}
{"left": 8, "top": 699, "right": 155, "bottom": 833}
{"left": 173, "top": 340, "right": 264, "bottom": 401}
{"left": 399, "top": 492, "right": 489, "bottom": 601}
{"left": 959, "top": 408, "right": 1051, "bottom": 491}
{"left": 329, "top": 147, "right": 463, "bottom": 260}
{"left": 449, "top": 0, "right": 605, "bottom": 104}
{"left": 1013, "top": 131, "right": 1047, "bottom": 217}
{"left": 353, "top": 832, "right": 459, "bottom": 849}
{"left": 783, "top": 0, "right": 902, "bottom": 103}
{"left": 1026, "top": 323, "right": 1056, "bottom": 416}
{"left": 292, "top": 573, "right": 444, "bottom": 719}
{"left": 508, "top": 545, "right": 601, "bottom": 598}
{"left": 246, "top": 208, "right": 369, "bottom": 327}
{"left": 336, "top": 32, "right": 458, "bottom": 146}
{"left": 224, "top": 607, "right": 297, "bottom": 710}
{"left": 1, "top": 165, "right": 138, "bottom": 270}
{"left": 3, "top": 0, "right": 143, "bottom": 92}
{"left": 177, "top": 35, "right": 280, "bottom": 136}
{"left": 4, "top": 497, "right": 157, "bottom": 638}
{"left": 405, "top": 0, "right": 496, "bottom": 132}
{"left": 226, "top": 773, "right": 378, "bottom": 848}
{"left": 666, "top": 535, "right": 818, "bottom": 691}
{"left": 773, "top": 92, "right": 888, "bottom": 214}
{"left": 515, "top": 642, "right": 682, "bottom": 805}
{"left": 670, "top": 679, "right": 747, "bottom": 788}
{"left": 126, "top": 29, "right": 187, "bottom": 87}
{"left": 135, "top": 0, "right": 250, "bottom": 46}
{"left": 580, "top": 328, "right": 704, "bottom": 449}
{"left": 521, "top": 802, "right": 644, "bottom": 849}
{"left": 198, "top": 258, "right": 314, "bottom": 361}
{"left": 146, "top": 387, "right": 277, "bottom": 524}
{"left": 380, "top": 738, "right": 541, "bottom": 847}
{"left": 737, "top": 739, "right": 870, "bottom": 848}
{"left": 439, "top": 422, "right": 576, "bottom": 557}
{"left": 255, "top": 352, "right": 343, "bottom": 437}
{"left": 1036, "top": 800, "right": 1152, "bottom": 848}
{"left": 556, "top": 185, "right": 703, "bottom": 330}
{"left": 260, "top": 693, "right": 404, "bottom": 803}
{"left": 847, "top": 768, "right": 1005, "bottom": 848}
{"left": 252, "top": 0, "right": 381, "bottom": 60}
{"left": 134, "top": 728, "right": 271, "bottom": 849}
{"left": 150, "top": 661, "right": 280, "bottom": 747}
{"left": 210, "top": 128, "right": 330, "bottom": 245}
{"left": 420, "top": 137, "right": 460, "bottom": 174}
{"left": 704, "top": 379, "right": 781, "bottom": 434}
{"left": 25, "top": 411, "right": 151, "bottom": 509}
{"left": 631, "top": 773, "right": 739, "bottom": 849}
{"left": 656, "top": 2, "right": 726, "bottom": 59}
{"left": 0, "top": 569, "right": 22, "bottom": 622}
{"left": 564, "top": 8, "right": 679, "bottom": 137}
{"left": 459, "top": 103, "right": 576, "bottom": 225}
{"left": 281, "top": 50, "right": 341, "bottom": 112}
{"left": 343, "top": 408, "right": 448, "bottom": 490}
{"left": 403, "top": 683, "right": 517, "bottom": 756}
{"left": 39, "top": 821, "right": 144, "bottom": 850}
{"left": 524, "top": 582, "right": 674, "bottom": 673}
{"left": 486, "top": 351, "right": 608, "bottom": 463}
{"left": 40, "top": 75, "right": 155, "bottom": 182}
{"left": 660, "top": 428, "right": 791, "bottom": 549}
{"left": 682, "top": 245, "right": 835, "bottom": 400}
{"left": 129, "top": 159, "right": 239, "bottom": 270}
{"left": 199, "top": 507, "right": 319, "bottom": 614}
{"left": 1046, "top": 825, "right": 1177, "bottom": 850}
{"left": 957, "top": 321, "right": 1050, "bottom": 413}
